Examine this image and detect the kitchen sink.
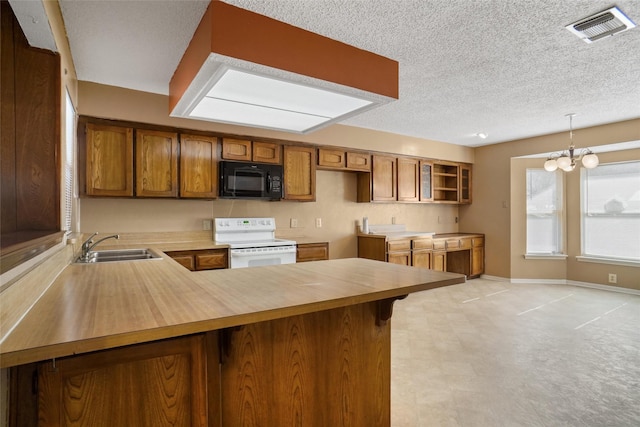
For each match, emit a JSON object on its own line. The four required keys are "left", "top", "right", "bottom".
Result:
{"left": 75, "top": 248, "right": 163, "bottom": 264}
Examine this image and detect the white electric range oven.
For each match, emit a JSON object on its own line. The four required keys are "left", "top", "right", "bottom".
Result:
{"left": 214, "top": 218, "right": 297, "bottom": 269}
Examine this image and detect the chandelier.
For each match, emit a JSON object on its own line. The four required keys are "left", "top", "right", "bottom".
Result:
{"left": 544, "top": 114, "right": 599, "bottom": 172}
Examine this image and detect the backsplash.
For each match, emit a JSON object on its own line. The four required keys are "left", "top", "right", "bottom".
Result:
{"left": 80, "top": 170, "right": 460, "bottom": 258}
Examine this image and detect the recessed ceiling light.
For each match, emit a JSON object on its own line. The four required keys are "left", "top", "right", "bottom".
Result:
{"left": 476, "top": 133, "right": 488, "bottom": 139}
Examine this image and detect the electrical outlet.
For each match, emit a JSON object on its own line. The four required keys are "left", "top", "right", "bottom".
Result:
{"left": 391, "top": 216, "right": 396, "bottom": 224}
{"left": 315, "top": 218, "right": 322, "bottom": 228}
{"left": 202, "top": 219, "right": 212, "bottom": 231}
{"left": 290, "top": 218, "right": 298, "bottom": 228}
{"left": 608, "top": 273, "right": 617, "bottom": 284}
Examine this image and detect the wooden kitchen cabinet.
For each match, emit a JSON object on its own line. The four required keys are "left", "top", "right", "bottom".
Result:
{"left": 221, "top": 138, "right": 281, "bottom": 164}
{"left": 296, "top": 242, "right": 329, "bottom": 262}
{"left": 283, "top": 145, "right": 316, "bottom": 201}
{"left": 180, "top": 134, "right": 217, "bottom": 199}
{"left": 359, "top": 233, "right": 484, "bottom": 277}
{"left": 37, "top": 334, "right": 215, "bottom": 427}
{"left": 166, "top": 249, "right": 228, "bottom": 271}
{"left": 397, "top": 157, "right": 420, "bottom": 202}
{"left": 85, "top": 123, "right": 134, "bottom": 197}
{"left": 317, "top": 148, "right": 371, "bottom": 172}
{"left": 136, "top": 129, "right": 179, "bottom": 197}
{"left": 371, "top": 155, "right": 397, "bottom": 201}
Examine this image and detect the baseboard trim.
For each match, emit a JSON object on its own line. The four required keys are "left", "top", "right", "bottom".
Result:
{"left": 479, "top": 274, "right": 510, "bottom": 282}
{"left": 566, "top": 280, "right": 640, "bottom": 296}
{"left": 480, "top": 276, "right": 640, "bottom": 296}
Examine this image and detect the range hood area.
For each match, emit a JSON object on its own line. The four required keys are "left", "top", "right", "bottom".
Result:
{"left": 168, "top": 0, "right": 398, "bottom": 134}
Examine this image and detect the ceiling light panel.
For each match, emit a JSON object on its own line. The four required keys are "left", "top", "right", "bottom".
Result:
{"left": 207, "top": 69, "right": 373, "bottom": 118}
{"left": 189, "top": 96, "right": 329, "bottom": 132}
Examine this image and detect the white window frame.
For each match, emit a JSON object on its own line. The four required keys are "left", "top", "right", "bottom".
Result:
{"left": 578, "top": 160, "right": 640, "bottom": 267}
{"left": 525, "top": 168, "right": 565, "bottom": 258}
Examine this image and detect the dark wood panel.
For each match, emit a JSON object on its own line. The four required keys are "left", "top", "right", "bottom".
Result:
{"left": 13, "top": 17, "right": 59, "bottom": 231}
{"left": 221, "top": 302, "right": 390, "bottom": 426}
{"left": 1, "top": 1, "right": 17, "bottom": 234}
{"left": 38, "top": 335, "right": 208, "bottom": 427}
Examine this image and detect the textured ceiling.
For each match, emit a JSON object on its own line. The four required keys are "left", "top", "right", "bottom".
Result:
{"left": 57, "top": 0, "right": 640, "bottom": 147}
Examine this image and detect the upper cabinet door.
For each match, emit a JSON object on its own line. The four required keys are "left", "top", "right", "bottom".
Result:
{"left": 252, "top": 141, "right": 281, "bottom": 164}
{"left": 283, "top": 145, "right": 316, "bottom": 201}
{"left": 371, "top": 155, "right": 397, "bottom": 201}
{"left": 346, "top": 152, "right": 371, "bottom": 171}
{"left": 136, "top": 129, "right": 179, "bottom": 197}
{"left": 459, "top": 164, "right": 472, "bottom": 204}
{"left": 86, "top": 123, "right": 134, "bottom": 197}
{"left": 221, "top": 138, "right": 251, "bottom": 161}
{"left": 397, "top": 157, "right": 420, "bottom": 202}
{"left": 419, "top": 160, "right": 433, "bottom": 202}
{"left": 180, "top": 134, "right": 218, "bottom": 199}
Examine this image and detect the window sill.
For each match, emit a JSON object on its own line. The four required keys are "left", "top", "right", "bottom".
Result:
{"left": 576, "top": 256, "right": 640, "bottom": 267}
{"left": 524, "top": 253, "right": 568, "bottom": 260}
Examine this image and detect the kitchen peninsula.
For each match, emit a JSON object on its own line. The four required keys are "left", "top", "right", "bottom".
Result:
{"left": 2, "top": 254, "right": 464, "bottom": 426}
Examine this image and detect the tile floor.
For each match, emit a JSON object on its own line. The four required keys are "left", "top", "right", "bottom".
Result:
{"left": 391, "top": 278, "right": 640, "bottom": 426}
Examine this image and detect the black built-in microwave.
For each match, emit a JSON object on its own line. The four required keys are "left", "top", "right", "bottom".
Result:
{"left": 219, "top": 161, "right": 283, "bottom": 200}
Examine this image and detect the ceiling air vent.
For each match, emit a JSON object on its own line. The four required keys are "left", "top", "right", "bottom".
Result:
{"left": 566, "top": 6, "right": 636, "bottom": 43}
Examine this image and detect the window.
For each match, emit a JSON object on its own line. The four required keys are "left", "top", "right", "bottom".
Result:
{"left": 581, "top": 161, "right": 640, "bottom": 263}
{"left": 526, "top": 169, "right": 563, "bottom": 254}
{"left": 63, "top": 89, "right": 77, "bottom": 232}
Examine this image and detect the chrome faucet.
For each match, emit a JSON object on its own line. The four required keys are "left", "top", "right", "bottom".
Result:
{"left": 79, "top": 232, "right": 120, "bottom": 262}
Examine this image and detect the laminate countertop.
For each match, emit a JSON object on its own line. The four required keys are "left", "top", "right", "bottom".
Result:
{"left": 0, "top": 252, "right": 465, "bottom": 368}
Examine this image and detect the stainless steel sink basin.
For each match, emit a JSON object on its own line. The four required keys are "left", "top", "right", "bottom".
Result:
{"left": 75, "top": 248, "right": 163, "bottom": 263}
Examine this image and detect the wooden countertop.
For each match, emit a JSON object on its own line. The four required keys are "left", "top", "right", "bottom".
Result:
{"left": 0, "top": 253, "right": 464, "bottom": 368}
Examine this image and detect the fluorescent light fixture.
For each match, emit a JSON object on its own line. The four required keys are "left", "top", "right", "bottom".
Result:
{"left": 169, "top": 1, "right": 398, "bottom": 134}
{"left": 181, "top": 66, "right": 375, "bottom": 133}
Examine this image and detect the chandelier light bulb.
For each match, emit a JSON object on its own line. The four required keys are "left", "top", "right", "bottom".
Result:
{"left": 544, "top": 159, "right": 558, "bottom": 171}
{"left": 582, "top": 152, "right": 599, "bottom": 169}
{"left": 556, "top": 155, "right": 571, "bottom": 169}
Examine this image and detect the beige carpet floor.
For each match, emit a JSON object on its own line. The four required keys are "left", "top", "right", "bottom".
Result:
{"left": 391, "top": 278, "right": 640, "bottom": 426}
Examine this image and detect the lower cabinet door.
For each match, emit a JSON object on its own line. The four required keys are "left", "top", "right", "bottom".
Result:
{"left": 412, "top": 250, "right": 431, "bottom": 269}
{"left": 37, "top": 335, "right": 213, "bottom": 427}
{"left": 432, "top": 251, "right": 446, "bottom": 272}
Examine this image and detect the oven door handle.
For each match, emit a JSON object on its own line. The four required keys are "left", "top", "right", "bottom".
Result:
{"left": 230, "top": 248, "right": 297, "bottom": 256}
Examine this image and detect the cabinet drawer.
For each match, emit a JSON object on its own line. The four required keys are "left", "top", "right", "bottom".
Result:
{"left": 445, "top": 239, "right": 460, "bottom": 249}
{"left": 196, "top": 250, "right": 228, "bottom": 270}
{"left": 171, "top": 255, "right": 195, "bottom": 271}
{"left": 472, "top": 237, "right": 484, "bottom": 247}
{"left": 412, "top": 238, "right": 433, "bottom": 250}
{"left": 459, "top": 238, "right": 472, "bottom": 250}
{"left": 433, "top": 240, "right": 446, "bottom": 250}
{"left": 296, "top": 243, "right": 329, "bottom": 262}
{"left": 387, "top": 239, "right": 411, "bottom": 252}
